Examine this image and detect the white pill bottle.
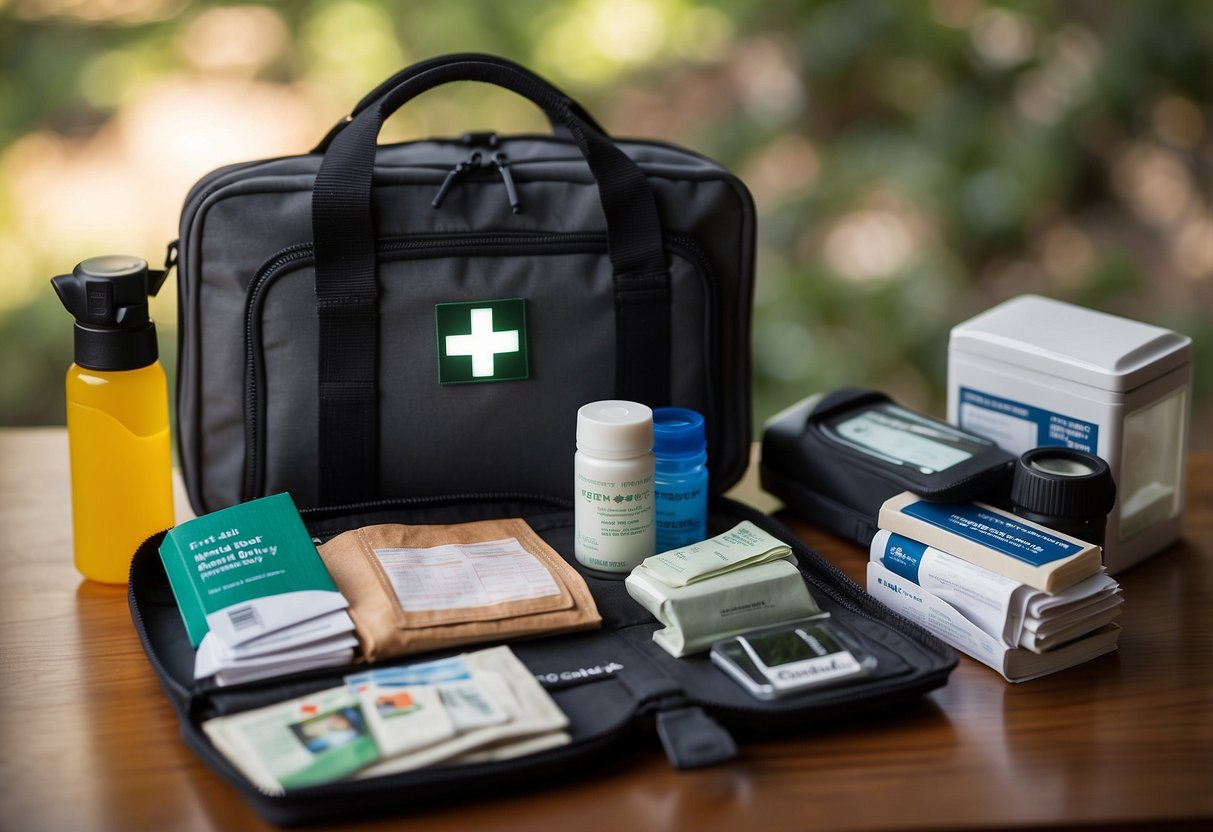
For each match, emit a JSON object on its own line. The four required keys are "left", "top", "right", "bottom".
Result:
{"left": 574, "top": 400, "right": 655, "bottom": 573}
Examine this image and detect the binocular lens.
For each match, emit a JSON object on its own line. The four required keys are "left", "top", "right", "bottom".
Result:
{"left": 1028, "top": 454, "right": 1100, "bottom": 478}
{"left": 1011, "top": 448, "right": 1117, "bottom": 550}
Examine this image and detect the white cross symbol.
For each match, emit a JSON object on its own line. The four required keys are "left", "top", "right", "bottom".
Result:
{"left": 445, "top": 308, "right": 519, "bottom": 377}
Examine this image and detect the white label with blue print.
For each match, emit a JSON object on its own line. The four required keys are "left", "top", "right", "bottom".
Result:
{"left": 957, "top": 387, "right": 1099, "bottom": 456}
{"left": 898, "top": 499, "right": 1084, "bottom": 566}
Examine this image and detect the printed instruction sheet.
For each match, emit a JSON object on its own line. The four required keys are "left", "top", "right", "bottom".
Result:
{"left": 373, "top": 537, "right": 561, "bottom": 611}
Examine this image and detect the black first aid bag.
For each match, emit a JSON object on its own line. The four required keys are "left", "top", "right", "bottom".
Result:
{"left": 139, "top": 55, "right": 958, "bottom": 826}
{"left": 174, "top": 53, "right": 755, "bottom": 515}
{"left": 761, "top": 389, "right": 1018, "bottom": 547}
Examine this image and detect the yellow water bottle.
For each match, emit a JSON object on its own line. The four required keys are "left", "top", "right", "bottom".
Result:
{"left": 52, "top": 256, "right": 175, "bottom": 584}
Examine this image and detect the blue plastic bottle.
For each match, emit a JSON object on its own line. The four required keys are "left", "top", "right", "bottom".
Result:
{"left": 652, "top": 407, "right": 708, "bottom": 552}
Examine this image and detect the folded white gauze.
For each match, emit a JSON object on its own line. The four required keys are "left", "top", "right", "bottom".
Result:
{"left": 634, "top": 521, "right": 794, "bottom": 587}
{"left": 626, "top": 558, "right": 821, "bottom": 657}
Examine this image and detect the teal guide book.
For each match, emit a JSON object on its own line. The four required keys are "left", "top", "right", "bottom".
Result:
{"left": 159, "top": 493, "right": 347, "bottom": 648}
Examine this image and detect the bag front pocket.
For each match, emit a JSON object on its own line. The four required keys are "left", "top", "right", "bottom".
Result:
{"left": 244, "top": 232, "right": 718, "bottom": 508}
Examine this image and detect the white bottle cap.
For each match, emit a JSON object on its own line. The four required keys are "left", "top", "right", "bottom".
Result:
{"left": 577, "top": 400, "right": 653, "bottom": 459}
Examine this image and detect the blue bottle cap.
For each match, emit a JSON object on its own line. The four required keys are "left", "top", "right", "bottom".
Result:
{"left": 653, "top": 407, "right": 706, "bottom": 457}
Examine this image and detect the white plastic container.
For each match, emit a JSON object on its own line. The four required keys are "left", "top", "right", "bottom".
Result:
{"left": 947, "top": 295, "right": 1192, "bottom": 574}
{"left": 574, "top": 400, "right": 655, "bottom": 572}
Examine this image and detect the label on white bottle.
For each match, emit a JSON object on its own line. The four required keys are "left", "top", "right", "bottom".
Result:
{"left": 574, "top": 467, "right": 654, "bottom": 572}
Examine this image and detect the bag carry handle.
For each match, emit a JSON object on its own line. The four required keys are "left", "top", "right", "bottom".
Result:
{"left": 311, "top": 53, "right": 671, "bottom": 505}
{"left": 311, "top": 53, "right": 609, "bottom": 153}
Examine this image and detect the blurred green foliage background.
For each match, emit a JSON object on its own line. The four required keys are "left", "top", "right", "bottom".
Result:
{"left": 1, "top": 0, "right": 1210, "bottom": 447}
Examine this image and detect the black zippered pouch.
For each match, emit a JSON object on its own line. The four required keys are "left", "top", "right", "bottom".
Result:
{"left": 149, "top": 55, "right": 956, "bottom": 824}
{"left": 129, "top": 496, "right": 957, "bottom": 827}
{"left": 760, "top": 389, "right": 1017, "bottom": 547}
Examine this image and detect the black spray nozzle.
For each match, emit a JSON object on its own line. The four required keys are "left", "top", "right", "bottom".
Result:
{"left": 52, "top": 255, "right": 162, "bottom": 372}
{"left": 52, "top": 255, "right": 155, "bottom": 329}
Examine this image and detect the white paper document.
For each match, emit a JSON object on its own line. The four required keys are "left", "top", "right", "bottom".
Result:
{"left": 345, "top": 655, "right": 511, "bottom": 756}
{"left": 373, "top": 537, "right": 560, "bottom": 611}
{"left": 870, "top": 529, "right": 1120, "bottom": 650}
{"left": 354, "top": 646, "right": 568, "bottom": 777}
{"left": 206, "top": 588, "right": 350, "bottom": 650}
{"left": 194, "top": 608, "right": 357, "bottom": 685}
{"left": 867, "top": 560, "right": 1120, "bottom": 682}
{"left": 202, "top": 646, "right": 570, "bottom": 792}
{"left": 196, "top": 631, "right": 358, "bottom": 680}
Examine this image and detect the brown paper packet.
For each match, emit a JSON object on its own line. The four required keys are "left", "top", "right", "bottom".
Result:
{"left": 318, "top": 518, "right": 600, "bottom": 662}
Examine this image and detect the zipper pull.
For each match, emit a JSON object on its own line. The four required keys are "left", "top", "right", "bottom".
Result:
{"left": 492, "top": 151, "right": 521, "bottom": 214}
{"left": 432, "top": 151, "right": 481, "bottom": 209}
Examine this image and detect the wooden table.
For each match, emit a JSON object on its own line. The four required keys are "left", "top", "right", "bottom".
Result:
{"left": 1, "top": 427, "right": 1209, "bottom": 832}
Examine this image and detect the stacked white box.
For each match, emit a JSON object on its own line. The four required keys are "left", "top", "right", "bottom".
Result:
{"left": 947, "top": 295, "right": 1192, "bottom": 573}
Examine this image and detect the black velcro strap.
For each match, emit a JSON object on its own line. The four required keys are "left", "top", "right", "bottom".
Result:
{"left": 615, "top": 269, "right": 671, "bottom": 407}
{"left": 655, "top": 707, "right": 738, "bottom": 769}
{"left": 315, "top": 294, "right": 378, "bottom": 505}
{"left": 313, "top": 109, "right": 383, "bottom": 506}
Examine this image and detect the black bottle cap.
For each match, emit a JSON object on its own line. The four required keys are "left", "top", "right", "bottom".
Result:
{"left": 1011, "top": 448, "right": 1117, "bottom": 547}
{"left": 51, "top": 256, "right": 163, "bottom": 371}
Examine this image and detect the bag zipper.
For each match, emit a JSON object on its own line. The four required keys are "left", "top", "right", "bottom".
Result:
{"left": 430, "top": 151, "right": 482, "bottom": 208}
{"left": 297, "top": 491, "right": 574, "bottom": 545}
{"left": 127, "top": 529, "right": 193, "bottom": 705}
{"left": 430, "top": 149, "right": 523, "bottom": 213}
{"left": 490, "top": 151, "right": 521, "bottom": 213}
{"left": 179, "top": 133, "right": 733, "bottom": 256}
{"left": 241, "top": 231, "right": 720, "bottom": 502}
{"left": 299, "top": 490, "right": 572, "bottom": 520}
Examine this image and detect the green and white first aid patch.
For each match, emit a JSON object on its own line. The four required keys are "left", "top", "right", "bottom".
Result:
{"left": 435, "top": 298, "right": 529, "bottom": 384}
